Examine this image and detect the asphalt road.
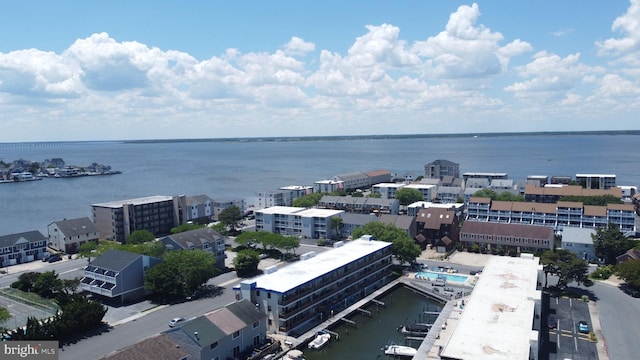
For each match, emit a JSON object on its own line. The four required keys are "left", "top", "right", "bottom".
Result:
{"left": 588, "top": 282, "right": 640, "bottom": 360}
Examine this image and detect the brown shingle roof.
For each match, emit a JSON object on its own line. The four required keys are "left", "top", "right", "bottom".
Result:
{"left": 490, "top": 201, "right": 513, "bottom": 211}
{"left": 416, "top": 208, "right": 456, "bottom": 229}
{"left": 469, "top": 197, "right": 491, "bottom": 203}
{"left": 607, "top": 203, "right": 635, "bottom": 211}
{"left": 461, "top": 221, "right": 553, "bottom": 239}
{"left": 583, "top": 205, "right": 607, "bottom": 216}
{"left": 100, "top": 334, "right": 190, "bottom": 360}
{"left": 510, "top": 202, "right": 557, "bottom": 214}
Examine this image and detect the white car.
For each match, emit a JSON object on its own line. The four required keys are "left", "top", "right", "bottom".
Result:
{"left": 168, "top": 317, "right": 186, "bottom": 327}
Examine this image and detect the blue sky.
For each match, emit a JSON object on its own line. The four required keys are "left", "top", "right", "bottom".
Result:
{"left": 1, "top": 1, "right": 638, "bottom": 142}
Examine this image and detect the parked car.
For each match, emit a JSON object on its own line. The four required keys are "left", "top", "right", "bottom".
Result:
{"left": 47, "top": 254, "right": 62, "bottom": 263}
{"left": 169, "top": 317, "right": 186, "bottom": 327}
{"left": 578, "top": 321, "right": 589, "bottom": 333}
{"left": 444, "top": 287, "right": 455, "bottom": 293}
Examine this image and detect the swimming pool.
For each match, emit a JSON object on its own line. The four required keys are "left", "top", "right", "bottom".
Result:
{"left": 415, "top": 270, "right": 469, "bottom": 283}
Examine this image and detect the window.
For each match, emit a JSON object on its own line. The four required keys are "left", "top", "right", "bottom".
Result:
{"left": 232, "top": 331, "right": 240, "bottom": 339}
{"left": 253, "top": 321, "right": 259, "bottom": 328}
{"left": 210, "top": 342, "right": 218, "bottom": 349}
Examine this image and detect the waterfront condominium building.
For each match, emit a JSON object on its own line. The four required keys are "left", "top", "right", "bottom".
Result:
{"left": 575, "top": 173, "right": 616, "bottom": 189}
{"left": 466, "top": 197, "right": 637, "bottom": 233}
{"left": 424, "top": 159, "right": 460, "bottom": 180}
{"left": 92, "top": 195, "right": 186, "bottom": 242}
{"left": 255, "top": 206, "right": 344, "bottom": 239}
{"left": 234, "top": 236, "right": 393, "bottom": 335}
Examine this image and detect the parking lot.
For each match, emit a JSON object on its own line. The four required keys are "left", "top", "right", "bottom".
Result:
{"left": 541, "top": 294, "right": 598, "bottom": 360}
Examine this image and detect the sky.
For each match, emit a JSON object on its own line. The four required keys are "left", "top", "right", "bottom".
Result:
{"left": 0, "top": 1, "right": 639, "bottom": 142}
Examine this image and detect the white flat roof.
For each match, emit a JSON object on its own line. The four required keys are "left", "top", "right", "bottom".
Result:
{"left": 373, "top": 183, "right": 406, "bottom": 189}
{"left": 405, "top": 183, "right": 436, "bottom": 189}
{"left": 440, "top": 256, "right": 541, "bottom": 360}
{"left": 257, "top": 206, "right": 343, "bottom": 217}
{"left": 92, "top": 195, "right": 175, "bottom": 208}
{"left": 243, "top": 238, "right": 391, "bottom": 294}
{"left": 576, "top": 173, "right": 616, "bottom": 177}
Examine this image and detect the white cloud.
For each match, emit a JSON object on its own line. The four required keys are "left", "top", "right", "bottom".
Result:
{"left": 597, "top": 0, "right": 640, "bottom": 56}
{"left": 412, "top": 3, "right": 531, "bottom": 80}
{"left": 283, "top": 36, "right": 316, "bottom": 56}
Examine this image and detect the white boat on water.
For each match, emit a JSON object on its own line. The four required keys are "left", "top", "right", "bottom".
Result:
{"left": 384, "top": 344, "right": 417, "bottom": 357}
{"left": 308, "top": 332, "right": 331, "bottom": 349}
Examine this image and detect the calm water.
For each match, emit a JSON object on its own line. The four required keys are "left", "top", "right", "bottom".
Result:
{"left": 303, "top": 285, "right": 443, "bottom": 360}
{"left": 1, "top": 134, "right": 638, "bottom": 234}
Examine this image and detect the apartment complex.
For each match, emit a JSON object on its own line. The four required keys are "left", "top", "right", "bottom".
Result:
{"left": 460, "top": 221, "right": 554, "bottom": 253}
{"left": 424, "top": 159, "right": 460, "bottom": 180}
{"left": 524, "top": 184, "right": 621, "bottom": 203}
{"left": 234, "top": 237, "right": 393, "bottom": 335}
{"left": 576, "top": 173, "right": 616, "bottom": 189}
{"left": 467, "top": 197, "right": 636, "bottom": 233}
{"left": 0, "top": 230, "right": 48, "bottom": 267}
{"left": 92, "top": 195, "right": 186, "bottom": 242}
{"left": 185, "top": 194, "right": 213, "bottom": 223}
{"left": 317, "top": 195, "right": 400, "bottom": 215}
{"left": 255, "top": 206, "right": 344, "bottom": 239}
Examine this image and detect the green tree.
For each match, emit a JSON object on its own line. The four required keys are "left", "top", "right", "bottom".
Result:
{"left": 171, "top": 223, "right": 206, "bottom": 234}
{"left": 616, "top": 259, "right": 640, "bottom": 290}
{"left": 352, "top": 222, "right": 420, "bottom": 264}
{"left": 78, "top": 240, "right": 98, "bottom": 258}
{"left": 218, "top": 206, "right": 243, "bottom": 234}
{"left": 126, "top": 229, "right": 155, "bottom": 244}
{"left": 144, "top": 250, "right": 219, "bottom": 302}
{"left": 11, "top": 272, "right": 40, "bottom": 292}
{"left": 473, "top": 189, "right": 498, "bottom": 199}
{"left": 592, "top": 223, "right": 635, "bottom": 265}
{"left": 366, "top": 192, "right": 381, "bottom": 198}
{"left": 541, "top": 249, "right": 592, "bottom": 289}
{"left": 292, "top": 193, "right": 324, "bottom": 207}
{"left": 496, "top": 192, "right": 525, "bottom": 202}
{"left": 559, "top": 195, "right": 623, "bottom": 206}
{"left": 210, "top": 222, "right": 228, "bottom": 235}
{"left": 233, "top": 250, "right": 261, "bottom": 277}
{"left": 0, "top": 306, "right": 10, "bottom": 324}
{"left": 329, "top": 216, "right": 344, "bottom": 240}
{"left": 32, "top": 271, "right": 64, "bottom": 298}
{"left": 395, "top": 188, "right": 423, "bottom": 206}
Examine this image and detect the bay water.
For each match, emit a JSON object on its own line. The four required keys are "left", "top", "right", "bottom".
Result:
{"left": 1, "top": 133, "right": 638, "bottom": 235}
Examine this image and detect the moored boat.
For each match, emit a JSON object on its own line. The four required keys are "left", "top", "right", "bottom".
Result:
{"left": 383, "top": 344, "right": 417, "bottom": 357}
{"left": 308, "top": 332, "right": 331, "bottom": 349}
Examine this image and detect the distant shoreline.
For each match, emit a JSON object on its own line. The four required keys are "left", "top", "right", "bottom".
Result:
{"left": 0, "top": 129, "right": 639, "bottom": 146}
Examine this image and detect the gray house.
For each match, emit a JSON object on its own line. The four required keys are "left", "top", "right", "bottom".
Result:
{"left": 560, "top": 227, "right": 597, "bottom": 261}
{"left": 47, "top": 217, "right": 99, "bottom": 254}
{"left": 80, "top": 249, "right": 162, "bottom": 304}
{"left": 161, "top": 227, "right": 226, "bottom": 269}
{"left": 0, "top": 230, "right": 48, "bottom": 267}
{"left": 165, "top": 299, "right": 269, "bottom": 360}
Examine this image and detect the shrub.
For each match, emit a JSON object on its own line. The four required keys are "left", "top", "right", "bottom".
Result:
{"left": 589, "top": 265, "right": 614, "bottom": 280}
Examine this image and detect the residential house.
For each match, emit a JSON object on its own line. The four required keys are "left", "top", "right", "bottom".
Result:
{"left": 80, "top": 249, "right": 162, "bottom": 303}
{"left": 0, "top": 230, "right": 48, "bottom": 267}
{"left": 406, "top": 202, "right": 465, "bottom": 218}
{"left": 378, "top": 214, "right": 417, "bottom": 239}
{"left": 185, "top": 194, "right": 213, "bottom": 224}
{"left": 560, "top": 227, "right": 597, "bottom": 261}
{"left": 490, "top": 179, "right": 516, "bottom": 194}
{"left": 234, "top": 237, "right": 393, "bottom": 335}
{"left": 617, "top": 248, "right": 640, "bottom": 264}
{"left": 256, "top": 186, "right": 313, "bottom": 209}
{"left": 424, "top": 159, "right": 460, "bottom": 180}
{"left": 161, "top": 227, "right": 226, "bottom": 269}
{"left": 99, "top": 333, "right": 192, "bottom": 360}
{"left": 164, "top": 299, "right": 269, "bottom": 360}
{"left": 371, "top": 182, "right": 406, "bottom": 200}
{"left": 92, "top": 195, "right": 187, "bottom": 242}
{"left": 47, "top": 217, "right": 99, "bottom": 254}
{"left": 415, "top": 208, "right": 459, "bottom": 252}
{"left": 460, "top": 221, "right": 554, "bottom": 253}
{"left": 212, "top": 198, "right": 246, "bottom": 221}
{"left": 102, "top": 299, "right": 271, "bottom": 360}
